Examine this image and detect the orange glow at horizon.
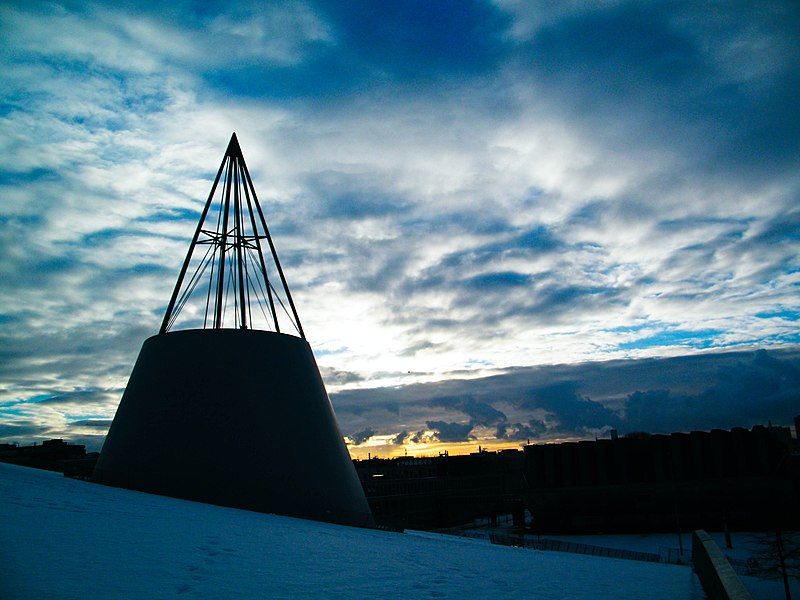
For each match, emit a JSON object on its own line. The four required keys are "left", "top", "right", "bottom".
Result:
{"left": 347, "top": 438, "right": 544, "bottom": 459}
{"left": 346, "top": 434, "right": 589, "bottom": 459}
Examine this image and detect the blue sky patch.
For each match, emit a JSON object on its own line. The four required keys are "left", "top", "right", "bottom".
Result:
{"left": 619, "top": 329, "right": 724, "bottom": 351}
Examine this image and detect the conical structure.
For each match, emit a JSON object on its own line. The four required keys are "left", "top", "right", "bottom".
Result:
{"left": 159, "top": 132, "right": 303, "bottom": 336}
{"left": 93, "top": 134, "right": 374, "bottom": 528}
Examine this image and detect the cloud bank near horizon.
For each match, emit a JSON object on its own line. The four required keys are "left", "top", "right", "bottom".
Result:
{"left": 1, "top": 0, "right": 798, "bottom": 448}
{"left": 3, "top": 347, "right": 797, "bottom": 453}
{"left": 335, "top": 348, "right": 800, "bottom": 450}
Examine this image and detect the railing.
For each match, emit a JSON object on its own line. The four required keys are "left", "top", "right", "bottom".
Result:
{"left": 726, "top": 557, "right": 761, "bottom": 578}
{"left": 659, "top": 545, "right": 690, "bottom": 565}
{"left": 450, "top": 529, "right": 763, "bottom": 576}
{"left": 455, "top": 530, "right": 662, "bottom": 563}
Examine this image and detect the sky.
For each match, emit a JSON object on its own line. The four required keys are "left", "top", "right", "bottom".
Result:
{"left": 1, "top": 0, "right": 798, "bottom": 456}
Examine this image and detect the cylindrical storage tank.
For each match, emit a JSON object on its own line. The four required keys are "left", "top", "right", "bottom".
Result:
{"left": 93, "top": 329, "right": 374, "bottom": 528}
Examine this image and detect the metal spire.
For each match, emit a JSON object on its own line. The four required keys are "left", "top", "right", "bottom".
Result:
{"left": 159, "top": 133, "right": 305, "bottom": 338}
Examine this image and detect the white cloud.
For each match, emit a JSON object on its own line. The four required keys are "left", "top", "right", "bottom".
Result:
{"left": 0, "top": 0, "right": 797, "bottom": 446}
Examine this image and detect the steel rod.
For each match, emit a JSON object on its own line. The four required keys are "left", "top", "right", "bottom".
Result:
{"left": 233, "top": 157, "right": 248, "bottom": 329}
{"left": 239, "top": 157, "right": 305, "bottom": 339}
{"left": 239, "top": 161, "right": 280, "bottom": 332}
{"left": 214, "top": 156, "right": 234, "bottom": 328}
{"left": 159, "top": 149, "right": 227, "bottom": 334}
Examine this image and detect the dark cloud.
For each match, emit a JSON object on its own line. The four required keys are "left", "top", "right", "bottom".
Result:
{"left": 424, "top": 420, "right": 475, "bottom": 443}
{"left": 198, "top": 0, "right": 515, "bottom": 101}
{"left": 398, "top": 225, "right": 561, "bottom": 300}
{"left": 746, "top": 210, "right": 800, "bottom": 247}
{"left": 436, "top": 225, "right": 562, "bottom": 273}
{"left": 349, "top": 428, "right": 375, "bottom": 445}
{"left": 0, "top": 321, "right": 153, "bottom": 396}
{"left": 302, "top": 171, "right": 413, "bottom": 221}
{"left": 655, "top": 216, "right": 752, "bottom": 235}
{"left": 335, "top": 401, "right": 400, "bottom": 417}
{"left": 384, "top": 235, "right": 631, "bottom": 336}
{"left": 496, "top": 420, "right": 547, "bottom": 441}
{"left": 623, "top": 349, "right": 800, "bottom": 433}
{"left": 430, "top": 396, "right": 506, "bottom": 427}
{"left": 524, "top": 285, "right": 628, "bottom": 321}
{"left": 462, "top": 271, "right": 532, "bottom": 291}
{"left": 523, "top": 1, "right": 800, "bottom": 177}
{"left": 37, "top": 390, "right": 118, "bottom": 406}
{"left": 319, "top": 366, "right": 364, "bottom": 386}
{"left": 314, "top": 0, "right": 511, "bottom": 81}
{"left": 392, "top": 430, "right": 409, "bottom": 445}
{"left": 399, "top": 340, "right": 444, "bottom": 357}
{"left": 519, "top": 382, "right": 620, "bottom": 431}
{"left": 69, "top": 419, "right": 113, "bottom": 429}
{"left": 0, "top": 422, "right": 51, "bottom": 439}
{"left": 330, "top": 349, "right": 800, "bottom": 442}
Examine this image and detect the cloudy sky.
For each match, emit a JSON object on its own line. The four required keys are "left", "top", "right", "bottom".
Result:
{"left": 1, "top": 0, "right": 798, "bottom": 456}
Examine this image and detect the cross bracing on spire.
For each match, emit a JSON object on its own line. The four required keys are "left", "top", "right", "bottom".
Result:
{"left": 159, "top": 133, "right": 305, "bottom": 338}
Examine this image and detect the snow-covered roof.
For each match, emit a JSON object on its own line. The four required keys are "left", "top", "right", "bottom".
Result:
{"left": 0, "top": 463, "right": 698, "bottom": 599}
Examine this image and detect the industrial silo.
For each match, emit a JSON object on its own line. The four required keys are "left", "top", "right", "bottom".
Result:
{"left": 93, "top": 134, "right": 374, "bottom": 528}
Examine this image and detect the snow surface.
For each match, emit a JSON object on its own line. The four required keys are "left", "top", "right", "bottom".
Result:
{"left": 0, "top": 463, "right": 702, "bottom": 599}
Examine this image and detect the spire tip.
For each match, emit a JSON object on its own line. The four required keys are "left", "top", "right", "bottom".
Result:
{"left": 226, "top": 132, "right": 242, "bottom": 157}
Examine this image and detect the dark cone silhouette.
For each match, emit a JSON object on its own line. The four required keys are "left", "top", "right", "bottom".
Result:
{"left": 93, "top": 134, "right": 374, "bottom": 528}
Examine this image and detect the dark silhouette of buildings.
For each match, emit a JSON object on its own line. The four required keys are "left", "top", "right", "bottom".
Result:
{"left": 523, "top": 425, "right": 799, "bottom": 533}
{"left": 0, "top": 439, "right": 97, "bottom": 476}
{"left": 354, "top": 422, "right": 798, "bottom": 533}
{"left": 354, "top": 449, "right": 525, "bottom": 530}
{"left": 7, "top": 419, "right": 797, "bottom": 534}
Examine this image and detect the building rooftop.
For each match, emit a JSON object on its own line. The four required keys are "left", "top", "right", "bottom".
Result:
{"left": 0, "top": 462, "right": 700, "bottom": 598}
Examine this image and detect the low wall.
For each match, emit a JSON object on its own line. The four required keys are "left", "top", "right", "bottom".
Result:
{"left": 692, "top": 530, "right": 751, "bottom": 600}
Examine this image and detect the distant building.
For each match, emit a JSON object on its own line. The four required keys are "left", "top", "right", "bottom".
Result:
{"left": 523, "top": 425, "right": 799, "bottom": 533}
{"left": 353, "top": 449, "right": 525, "bottom": 530}
{"left": 0, "top": 439, "right": 88, "bottom": 473}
